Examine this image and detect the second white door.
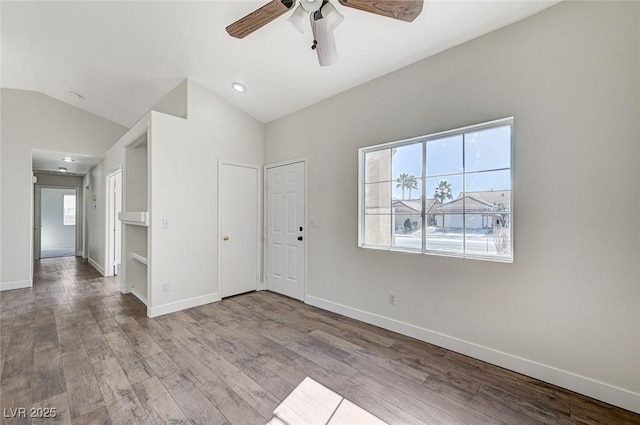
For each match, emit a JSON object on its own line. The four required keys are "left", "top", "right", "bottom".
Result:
{"left": 107, "top": 171, "right": 122, "bottom": 276}
{"left": 266, "top": 161, "right": 305, "bottom": 301}
{"left": 219, "top": 162, "right": 259, "bottom": 298}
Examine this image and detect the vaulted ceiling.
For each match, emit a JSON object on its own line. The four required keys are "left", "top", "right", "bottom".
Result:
{"left": 1, "top": 1, "right": 559, "bottom": 127}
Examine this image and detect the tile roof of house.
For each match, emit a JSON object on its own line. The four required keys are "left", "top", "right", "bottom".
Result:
{"left": 435, "top": 196, "right": 497, "bottom": 213}
{"left": 458, "top": 190, "right": 510, "bottom": 208}
{"left": 392, "top": 199, "right": 440, "bottom": 213}
{"left": 392, "top": 191, "right": 509, "bottom": 214}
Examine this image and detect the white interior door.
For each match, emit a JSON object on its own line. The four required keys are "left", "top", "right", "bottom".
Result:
{"left": 266, "top": 161, "right": 305, "bottom": 301}
{"left": 34, "top": 186, "right": 42, "bottom": 260}
{"left": 113, "top": 172, "right": 122, "bottom": 275}
{"left": 219, "top": 162, "right": 259, "bottom": 298}
{"left": 107, "top": 170, "right": 123, "bottom": 276}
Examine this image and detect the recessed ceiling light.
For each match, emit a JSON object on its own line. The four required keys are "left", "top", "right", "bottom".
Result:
{"left": 58, "top": 167, "right": 67, "bottom": 172}
{"left": 231, "top": 82, "right": 247, "bottom": 93}
{"left": 68, "top": 90, "right": 85, "bottom": 99}
{"left": 62, "top": 157, "right": 75, "bottom": 163}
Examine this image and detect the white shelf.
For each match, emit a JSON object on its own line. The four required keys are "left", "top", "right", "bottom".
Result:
{"left": 119, "top": 211, "right": 149, "bottom": 227}
{"left": 131, "top": 251, "right": 148, "bottom": 266}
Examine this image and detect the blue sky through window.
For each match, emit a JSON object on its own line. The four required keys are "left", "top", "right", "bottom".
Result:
{"left": 390, "top": 125, "right": 511, "bottom": 200}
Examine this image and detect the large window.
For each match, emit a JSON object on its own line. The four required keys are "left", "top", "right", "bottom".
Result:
{"left": 359, "top": 118, "right": 513, "bottom": 262}
{"left": 63, "top": 194, "right": 76, "bottom": 226}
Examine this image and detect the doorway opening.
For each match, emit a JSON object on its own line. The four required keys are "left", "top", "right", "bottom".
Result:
{"left": 35, "top": 187, "right": 78, "bottom": 259}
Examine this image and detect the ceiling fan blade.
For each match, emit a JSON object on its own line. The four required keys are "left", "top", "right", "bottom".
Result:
{"left": 226, "top": 0, "right": 296, "bottom": 39}
{"left": 337, "top": 0, "right": 423, "bottom": 22}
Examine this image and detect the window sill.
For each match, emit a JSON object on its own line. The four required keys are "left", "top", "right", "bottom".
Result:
{"left": 359, "top": 244, "right": 513, "bottom": 263}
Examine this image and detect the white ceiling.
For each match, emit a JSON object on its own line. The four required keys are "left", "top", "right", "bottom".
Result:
{"left": 2, "top": 1, "right": 559, "bottom": 127}
{"left": 32, "top": 149, "right": 102, "bottom": 176}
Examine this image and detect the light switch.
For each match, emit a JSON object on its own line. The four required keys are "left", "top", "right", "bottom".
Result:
{"left": 162, "top": 218, "right": 169, "bottom": 228}
{"left": 310, "top": 218, "right": 318, "bottom": 227}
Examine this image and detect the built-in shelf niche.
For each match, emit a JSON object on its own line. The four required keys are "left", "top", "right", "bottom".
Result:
{"left": 124, "top": 134, "right": 148, "bottom": 212}
{"left": 122, "top": 126, "right": 149, "bottom": 305}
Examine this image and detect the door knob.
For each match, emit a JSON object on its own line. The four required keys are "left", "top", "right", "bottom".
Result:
{"left": 223, "top": 236, "right": 230, "bottom": 241}
{"left": 297, "top": 236, "right": 303, "bottom": 241}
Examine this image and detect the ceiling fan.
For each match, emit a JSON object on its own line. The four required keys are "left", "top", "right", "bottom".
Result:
{"left": 226, "top": 0, "right": 424, "bottom": 66}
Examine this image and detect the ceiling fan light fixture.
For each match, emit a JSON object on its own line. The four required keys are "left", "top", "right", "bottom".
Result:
{"left": 62, "top": 156, "right": 75, "bottom": 163}
{"left": 299, "top": 0, "right": 323, "bottom": 13}
{"left": 310, "top": 12, "right": 338, "bottom": 66}
{"left": 231, "top": 82, "right": 247, "bottom": 93}
{"left": 287, "top": 4, "right": 309, "bottom": 33}
{"left": 320, "top": 1, "right": 344, "bottom": 31}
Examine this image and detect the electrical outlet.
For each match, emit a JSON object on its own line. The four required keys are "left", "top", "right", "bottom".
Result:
{"left": 163, "top": 282, "right": 170, "bottom": 292}
{"left": 389, "top": 292, "right": 396, "bottom": 305}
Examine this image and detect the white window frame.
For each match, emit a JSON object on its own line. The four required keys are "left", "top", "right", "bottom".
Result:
{"left": 358, "top": 117, "right": 514, "bottom": 263}
{"left": 63, "top": 194, "right": 76, "bottom": 226}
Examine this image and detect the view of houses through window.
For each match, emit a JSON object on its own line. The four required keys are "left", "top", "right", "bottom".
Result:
{"left": 360, "top": 118, "right": 512, "bottom": 261}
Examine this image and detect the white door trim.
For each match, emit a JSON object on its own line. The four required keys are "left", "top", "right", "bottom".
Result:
{"left": 105, "top": 167, "right": 122, "bottom": 278}
{"left": 217, "top": 159, "right": 261, "bottom": 298}
{"left": 264, "top": 157, "right": 308, "bottom": 302}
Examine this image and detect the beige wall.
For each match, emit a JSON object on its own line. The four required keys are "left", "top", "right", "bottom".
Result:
{"left": 265, "top": 1, "right": 640, "bottom": 411}
{"left": 0, "top": 89, "right": 126, "bottom": 288}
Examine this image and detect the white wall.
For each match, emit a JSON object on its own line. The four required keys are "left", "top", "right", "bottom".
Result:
{"left": 148, "top": 80, "right": 264, "bottom": 314}
{"left": 85, "top": 80, "right": 189, "bottom": 276}
{"left": 0, "top": 89, "right": 126, "bottom": 289}
{"left": 86, "top": 161, "right": 106, "bottom": 274}
{"left": 40, "top": 187, "right": 76, "bottom": 250}
{"left": 34, "top": 173, "right": 84, "bottom": 255}
{"left": 264, "top": 1, "right": 639, "bottom": 412}
{"left": 86, "top": 79, "right": 264, "bottom": 314}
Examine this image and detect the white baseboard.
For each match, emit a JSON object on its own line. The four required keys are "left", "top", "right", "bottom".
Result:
{"left": 148, "top": 292, "right": 220, "bottom": 318}
{"left": 0, "top": 279, "right": 32, "bottom": 291}
{"left": 306, "top": 295, "right": 640, "bottom": 414}
{"left": 131, "top": 287, "right": 147, "bottom": 305}
{"left": 88, "top": 257, "right": 105, "bottom": 276}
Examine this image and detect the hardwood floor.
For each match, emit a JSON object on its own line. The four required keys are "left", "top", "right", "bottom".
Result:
{"left": 1, "top": 257, "right": 638, "bottom": 425}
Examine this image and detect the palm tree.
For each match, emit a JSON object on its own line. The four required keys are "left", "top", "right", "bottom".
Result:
{"left": 406, "top": 175, "right": 419, "bottom": 199}
{"left": 433, "top": 180, "right": 453, "bottom": 203}
{"left": 396, "top": 173, "right": 419, "bottom": 200}
{"left": 433, "top": 180, "right": 453, "bottom": 227}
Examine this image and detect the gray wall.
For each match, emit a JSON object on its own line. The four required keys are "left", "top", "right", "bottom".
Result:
{"left": 265, "top": 1, "right": 639, "bottom": 410}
